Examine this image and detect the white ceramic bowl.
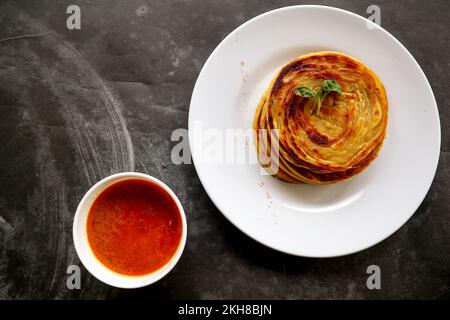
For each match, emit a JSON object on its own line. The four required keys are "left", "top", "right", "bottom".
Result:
{"left": 73, "top": 172, "right": 187, "bottom": 288}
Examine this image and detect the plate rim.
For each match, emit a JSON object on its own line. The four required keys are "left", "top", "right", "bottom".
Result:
{"left": 188, "top": 4, "right": 441, "bottom": 257}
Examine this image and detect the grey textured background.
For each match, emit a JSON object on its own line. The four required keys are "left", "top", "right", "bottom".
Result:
{"left": 0, "top": 0, "right": 448, "bottom": 299}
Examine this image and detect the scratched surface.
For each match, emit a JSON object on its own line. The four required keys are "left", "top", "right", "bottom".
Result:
{"left": 0, "top": 0, "right": 448, "bottom": 299}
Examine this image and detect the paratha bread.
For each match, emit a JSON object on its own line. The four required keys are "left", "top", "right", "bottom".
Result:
{"left": 254, "top": 51, "right": 388, "bottom": 184}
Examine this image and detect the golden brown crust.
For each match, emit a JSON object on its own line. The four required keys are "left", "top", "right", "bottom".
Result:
{"left": 254, "top": 51, "right": 388, "bottom": 184}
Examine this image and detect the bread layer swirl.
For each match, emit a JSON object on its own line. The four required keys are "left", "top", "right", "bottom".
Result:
{"left": 254, "top": 51, "right": 388, "bottom": 184}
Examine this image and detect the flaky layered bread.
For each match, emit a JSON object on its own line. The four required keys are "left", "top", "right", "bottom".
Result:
{"left": 254, "top": 52, "right": 388, "bottom": 184}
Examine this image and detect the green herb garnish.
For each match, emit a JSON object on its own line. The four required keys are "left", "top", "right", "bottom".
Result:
{"left": 294, "top": 80, "right": 343, "bottom": 115}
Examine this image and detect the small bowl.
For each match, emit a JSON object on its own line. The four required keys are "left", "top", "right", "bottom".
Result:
{"left": 73, "top": 172, "right": 187, "bottom": 288}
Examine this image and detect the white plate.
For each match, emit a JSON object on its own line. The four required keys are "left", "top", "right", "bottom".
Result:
{"left": 188, "top": 5, "right": 440, "bottom": 257}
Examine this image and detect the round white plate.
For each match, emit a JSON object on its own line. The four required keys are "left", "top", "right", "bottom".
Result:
{"left": 188, "top": 5, "right": 440, "bottom": 257}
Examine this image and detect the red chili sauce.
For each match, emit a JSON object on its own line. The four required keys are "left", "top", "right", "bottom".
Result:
{"left": 86, "top": 179, "right": 182, "bottom": 276}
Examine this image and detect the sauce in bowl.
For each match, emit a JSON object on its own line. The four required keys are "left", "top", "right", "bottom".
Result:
{"left": 86, "top": 178, "right": 182, "bottom": 276}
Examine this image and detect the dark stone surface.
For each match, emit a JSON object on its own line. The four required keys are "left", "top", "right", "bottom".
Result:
{"left": 0, "top": 0, "right": 448, "bottom": 299}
